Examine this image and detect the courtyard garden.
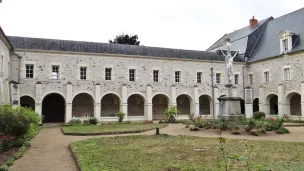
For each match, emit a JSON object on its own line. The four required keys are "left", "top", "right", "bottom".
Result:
{"left": 0, "top": 105, "right": 41, "bottom": 171}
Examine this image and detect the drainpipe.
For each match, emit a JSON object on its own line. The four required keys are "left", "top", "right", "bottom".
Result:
{"left": 211, "top": 67, "right": 215, "bottom": 120}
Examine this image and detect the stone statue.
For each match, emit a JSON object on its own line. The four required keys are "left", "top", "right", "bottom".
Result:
{"left": 220, "top": 39, "right": 238, "bottom": 84}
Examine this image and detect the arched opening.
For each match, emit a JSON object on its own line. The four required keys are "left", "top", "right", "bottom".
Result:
{"left": 266, "top": 94, "right": 278, "bottom": 115}
{"left": 20, "top": 96, "right": 35, "bottom": 111}
{"left": 286, "top": 93, "right": 301, "bottom": 116}
{"left": 240, "top": 99, "right": 245, "bottom": 114}
{"left": 42, "top": 93, "right": 65, "bottom": 123}
{"left": 253, "top": 98, "right": 259, "bottom": 112}
{"left": 72, "top": 93, "right": 94, "bottom": 117}
{"left": 177, "top": 94, "right": 192, "bottom": 115}
{"left": 128, "top": 94, "right": 145, "bottom": 116}
{"left": 101, "top": 94, "right": 120, "bottom": 117}
{"left": 199, "top": 95, "right": 212, "bottom": 115}
{"left": 152, "top": 94, "right": 169, "bottom": 120}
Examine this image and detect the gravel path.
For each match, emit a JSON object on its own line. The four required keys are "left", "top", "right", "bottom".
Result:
{"left": 9, "top": 124, "right": 304, "bottom": 171}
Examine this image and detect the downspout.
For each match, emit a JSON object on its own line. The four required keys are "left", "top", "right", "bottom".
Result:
{"left": 211, "top": 67, "right": 215, "bottom": 120}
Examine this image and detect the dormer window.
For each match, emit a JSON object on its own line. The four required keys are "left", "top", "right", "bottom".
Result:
{"left": 278, "top": 31, "right": 299, "bottom": 54}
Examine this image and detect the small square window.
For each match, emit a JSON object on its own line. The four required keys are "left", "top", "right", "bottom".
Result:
{"left": 25, "top": 64, "right": 34, "bottom": 78}
{"left": 264, "top": 71, "right": 269, "bottom": 83}
{"left": 175, "top": 71, "right": 181, "bottom": 83}
{"left": 129, "top": 69, "right": 135, "bottom": 81}
{"left": 284, "top": 68, "right": 291, "bottom": 81}
{"left": 283, "top": 39, "right": 288, "bottom": 51}
{"left": 52, "top": 65, "right": 59, "bottom": 79}
{"left": 105, "top": 68, "right": 112, "bottom": 80}
{"left": 197, "top": 72, "right": 202, "bottom": 83}
{"left": 216, "top": 73, "right": 221, "bottom": 84}
{"left": 153, "top": 70, "right": 159, "bottom": 82}
{"left": 249, "top": 74, "right": 253, "bottom": 85}
{"left": 80, "top": 67, "right": 87, "bottom": 80}
{"left": 234, "top": 74, "right": 239, "bottom": 84}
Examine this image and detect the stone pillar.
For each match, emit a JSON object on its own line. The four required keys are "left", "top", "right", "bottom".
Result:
{"left": 121, "top": 83, "right": 128, "bottom": 120}
{"left": 10, "top": 82, "right": 20, "bottom": 108}
{"left": 301, "top": 81, "right": 304, "bottom": 117}
{"left": 66, "top": 82, "right": 73, "bottom": 122}
{"left": 213, "top": 86, "right": 219, "bottom": 119}
{"left": 35, "top": 82, "right": 42, "bottom": 116}
{"left": 146, "top": 85, "right": 153, "bottom": 120}
{"left": 278, "top": 83, "right": 285, "bottom": 117}
{"left": 232, "top": 86, "right": 237, "bottom": 97}
{"left": 0, "top": 78, "right": 3, "bottom": 105}
{"left": 245, "top": 86, "right": 253, "bottom": 118}
{"left": 170, "top": 85, "right": 177, "bottom": 106}
{"left": 193, "top": 85, "right": 199, "bottom": 117}
{"left": 94, "top": 83, "right": 101, "bottom": 119}
{"left": 258, "top": 85, "right": 267, "bottom": 114}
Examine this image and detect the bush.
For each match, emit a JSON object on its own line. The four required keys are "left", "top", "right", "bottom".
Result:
{"left": 276, "top": 127, "right": 290, "bottom": 134}
{"left": 190, "top": 126, "right": 199, "bottom": 131}
{"left": 231, "top": 130, "right": 241, "bottom": 135}
{"left": 216, "top": 118, "right": 229, "bottom": 130}
{"left": 12, "top": 138, "right": 25, "bottom": 148}
{"left": 82, "top": 119, "right": 90, "bottom": 125}
{"left": 88, "top": 117, "right": 98, "bottom": 125}
{"left": 185, "top": 124, "right": 190, "bottom": 128}
{"left": 0, "top": 135, "right": 13, "bottom": 152}
{"left": 253, "top": 111, "right": 266, "bottom": 120}
{"left": 68, "top": 119, "right": 81, "bottom": 125}
{"left": 164, "top": 106, "right": 178, "bottom": 123}
{"left": 188, "top": 113, "right": 194, "bottom": 121}
{"left": 116, "top": 112, "right": 126, "bottom": 122}
{"left": 250, "top": 128, "right": 266, "bottom": 136}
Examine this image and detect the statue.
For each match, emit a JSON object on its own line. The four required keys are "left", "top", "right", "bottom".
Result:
{"left": 220, "top": 38, "right": 238, "bottom": 84}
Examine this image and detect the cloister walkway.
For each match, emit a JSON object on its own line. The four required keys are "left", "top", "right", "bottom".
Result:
{"left": 9, "top": 124, "right": 304, "bottom": 171}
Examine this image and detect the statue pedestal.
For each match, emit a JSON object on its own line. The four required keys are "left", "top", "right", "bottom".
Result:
{"left": 218, "top": 84, "right": 242, "bottom": 119}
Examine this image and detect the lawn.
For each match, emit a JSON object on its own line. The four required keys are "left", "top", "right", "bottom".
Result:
{"left": 71, "top": 135, "right": 304, "bottom": 171}
{"left": 62, "top": 123, "right": 167, "bottom": 135}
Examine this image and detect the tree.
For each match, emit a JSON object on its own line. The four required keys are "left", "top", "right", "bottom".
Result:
{"left": 109, "top": 33, "right": 140, "bottom": 45}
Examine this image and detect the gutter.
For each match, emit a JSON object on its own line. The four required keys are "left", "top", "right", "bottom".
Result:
{"left": 211, "top": 67, "right": 215, "bottom": 120}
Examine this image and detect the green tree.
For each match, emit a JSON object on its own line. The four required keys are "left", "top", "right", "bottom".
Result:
{"left": 109, "top": 33, "right": 140, "bottom": 45}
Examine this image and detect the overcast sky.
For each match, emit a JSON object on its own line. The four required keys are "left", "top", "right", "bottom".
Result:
{"left": 0, "top": 0, "right": 303, "bottom": 50}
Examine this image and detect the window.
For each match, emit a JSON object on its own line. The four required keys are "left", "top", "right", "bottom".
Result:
{"left": 80, "top": 67, "right": 87, "bottom": 80}
{"left": 129, "top": 69, "right": 135, "bottom": 81}
{"left": 175, "top": 71, "right": 181, "bottom": 83}
{"left": 153, "top": 70, "right": 159, "bottom": 82}
{"left": 264, "top": 71, "right": 269, "bottom": 83}
{"left": 52, "top": 65, "right": 59, "bottom": 79}
{"left": 234, "top": 74, "right": 239, "bottom": 84}
{"left": 216, "top": 73, "right": 221, "bottom": 84}
{"left": 249, "top": 74, "right": 253, "bottom": 85}
{"left": 283, "top": 39, "right": 288, "bottom": 52}
{"left": 284, "top": 68, "right": 291, "bottom": 81}
{"left": 197, "top": 72, "right": 202, "bottom": 83}
{"left": 25, "top": 64, "right": 34, "bottom": 78}
{"left": 105, "top": 68, "right": 112, "bottom": 80}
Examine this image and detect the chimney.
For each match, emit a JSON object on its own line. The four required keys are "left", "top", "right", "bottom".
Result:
{"left": 249, "top": 16, "right": 258, "bottom": 29}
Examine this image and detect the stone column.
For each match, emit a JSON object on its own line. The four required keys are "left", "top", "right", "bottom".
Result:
{"left": 10, "top": 82, "right": 20, "bottom": 108}
{"left": 35, "top": 82, "right": 42, "bottom": 116}
{"left": 193, "top": 85, "right": 199, "bottom": 117}
{"left": 94, "top": 83, "right": 101, "bottom": 119}
{"left": 0, "top": 78, "right": 3, "bottom": 105}
{"left": 258, "top": 85, "right": 267, "bottom": 114}
{"left": 213, "top": 86, "right": 219, "bottom": 119}
{"left": 146, "top": 85, "right": 153, "bottom": 120}
{"left": 170, "top": 85, "right": 177, "bottom": 106}
{"left": 66, "top": 82, "right": 73, "bottom": 122}
{"left": 245, "top": 86, "right": 253, "bottom": 118}
{"left": 301, "top": 81, "right": 304, "bottom": 117}
{"left": 232, "top": 86, "right": 237, "bottom": 97}
{"left": 278, "top": 83, "right": 286, "bottom": 117}
{"left": 121, "top": 83, "right": 128, "bottom": 120}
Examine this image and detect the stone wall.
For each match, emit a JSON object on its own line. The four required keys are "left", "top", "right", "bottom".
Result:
{"left": 0, "top": 36, "right": 11, "bottom": 105}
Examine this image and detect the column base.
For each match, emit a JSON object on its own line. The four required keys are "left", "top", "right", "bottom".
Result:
{"left": 245, "top": 104, "right": 253, "bottom": 118}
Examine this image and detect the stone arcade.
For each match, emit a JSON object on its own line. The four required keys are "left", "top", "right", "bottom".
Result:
{"left": 1, "top": 8, "right": 304, "bottom": 123}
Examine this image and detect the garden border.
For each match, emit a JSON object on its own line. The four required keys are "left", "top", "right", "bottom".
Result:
{"left": 61, "top": 124, "right": 168, "bottom": 136}
{"left": 69, "top": 144, "right": 82, "bottom": 171}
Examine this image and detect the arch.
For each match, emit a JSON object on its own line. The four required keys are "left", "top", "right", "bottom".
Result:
{"left": 42, "top": 93, "right": 66, "bottom": 123}
{"left": 20, "top": 96, "right": 35, "bottom": 111}
{"left": 253, "top": 98, "right": 259, "bottom": 113}
{"left": 128, "top": 92, "right": 147, "bottom": 104}
{"left": 176, "top": 94, "right": 193, "bottom": 115}
{"left": 152, "top": 92, "right": 171, "bottom": 104}
{"left": 128, "top": 94, "right": 145, "bottom": 116}
{"left": 101, "top": 93, "right": 121, "bottom": 117}
{"left": 101, "top": 91, "right": 122, "bottom": 103}
{"left": 72, "top": 93, "right": 94, "bottom": 117}
{"left": 285, "top": 92, "right": 301, "bottom": 116}
{"left": 152, "top": 94, "right": 170, "bottom": 120}
{"left": 73, "top": 91, "right": 95, "bottom": 102}
{"left": 176, "top": 92, "right": 194, "bottom": 104}
{"left": 265, "top": 94, "right": 278, "bottom": 115}
{"left": 40, "top": 91, "right": 66, "bottom": 104}
{"left": 199, "top": 94, "right": 212, "bottom": 115}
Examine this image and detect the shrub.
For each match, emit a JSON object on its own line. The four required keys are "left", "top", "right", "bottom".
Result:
{"left": 231, "top": 130, "right": 241, "bottom": 135}
{"left": 253, "top": 111, "right": 266, "bottom": 120}
{"left": 185, "top": 124, "right": 190, "bottom": 128}
{"left": 82, "top": 119, "right": 89, "bottom": 125}
{"left": 216, "top": 118, "right": 229, "bottom": 130}
{"left": 164, "top": 106, "right": 178, "bottom": 122}
{"left": 116, "top": 112, "right": 126, "bottom": 122}
{"left": 189, "top": 126, "right": 199, "bottom": 131}
{"left": 281, "top": 127, "right": 290, "bottom": 133}
{"left": 250, "top": 128, "right": 266, "bottom": 136}
{"left": 12, "top": 138, "right": 25, "bottom": 148}
{"left": 88, "top": 117, "right": 98, "bottom": 125}
{"left": 276, "top": 127, "right": 290, "bottom": 134}
{"left": 68, "top": 119, "right": 81, "bottom": 125}
{"left": 188, "top": 113, "right": 194, "bottom": 121}
{"left": 0, "top": 135, "right": 13, "bottom": 152}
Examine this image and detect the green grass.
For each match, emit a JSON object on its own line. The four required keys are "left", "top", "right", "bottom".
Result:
{"left": 71, "top": 135, "right": 304, "bottom": 171}
{"left": 62, "top": 123, "right": 167, "bottom": 134}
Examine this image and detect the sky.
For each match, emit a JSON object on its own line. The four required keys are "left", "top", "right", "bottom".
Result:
{"left": 0, "top": 0, "right": 304, "bottom": 51}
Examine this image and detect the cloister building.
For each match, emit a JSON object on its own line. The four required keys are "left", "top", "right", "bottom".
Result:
{"left": 0, "top": 7, "right": 304, "bottom": 123}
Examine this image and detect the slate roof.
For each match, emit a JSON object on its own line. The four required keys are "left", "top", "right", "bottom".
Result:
{"left": 7, "top": 36, "right": 244, "bottom": 62}
{"left": 0, "top": 26, "right": 13, "bottom": 50}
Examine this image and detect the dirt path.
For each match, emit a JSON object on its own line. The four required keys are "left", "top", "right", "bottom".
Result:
{"left": 9, "top": 124, "right": 304, "bottom": 171}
